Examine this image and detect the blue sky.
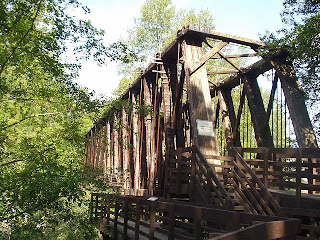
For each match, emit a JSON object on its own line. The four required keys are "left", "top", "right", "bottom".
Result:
{"left": 76, "top": 0, "right": 285, "bottom": 97}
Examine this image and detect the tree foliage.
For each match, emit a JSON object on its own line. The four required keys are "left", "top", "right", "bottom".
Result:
{"left": 262, "top": 1, "right": 320, "bottom": 102}
{"left": 113, "top": 0, "right": 215, "bottom": 96}
{"left": 0, "top": 0, "right": 119, "bottom": 238}
{"left": 261, "top": 0, "right": 320, "bottom": 137}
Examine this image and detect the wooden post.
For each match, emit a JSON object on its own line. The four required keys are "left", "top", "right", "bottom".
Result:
{"left": 98, "top": 126, "right": 106, "bottom": 170}
{"left": 231, "top": 211, "right": 241, "bottom": 231}
{"left": 177, "top": 148, "right": 182, "bottom": 195}
{"left": 128, "top": 106, "right": 134, "bottom": 190}
{"left": 168, "top": 203, "right": 175, "bottom": 240}
{"left": 134, "top": 199, "right": 140, "bottom": 240}
{"left": 296, "top": 148, "right": 302, "bottom": 208}
{"left": 106, "top": 121, "right": 111, "bottom": 173}
{"left": 161, "top": 65, "right": 174, "bottom": 193}
{"left": 149, "top": 202, "right": 156, "bottom": 240}
{"left": 221, "top": 89, "right": 241, "bottom": 147}
{"left": 83, "top": 143, "right": 88, "bottom": 167}
{"left": 182, "top": 38, "right": 220, "bottom": 163}
{"left": 113, "top": 200, "right": 119, "bottom": 240}
{"left": 113, "top": 116, "right": 119, "bottom": 175}
{"left": 194, "top": 207, "right": 202, "bottom": 240}
{"left": 143, "top": 77, "right": 154, "bottom": 194}
{"left": 122, "top": 109, "right": 129, "bottom": 190}
{"left": 206, "top": 170, "right": 212, "bottom": 204}
{"left": 123, "top": 198, "right": 129, "bottom": 240}
{"left": 110, "top": 122, "right": 114, "bottom": 173}
{"left": 243, "top": 75, "right": 274, "bottom": 147}
{"left": 271, "top": 55, "right": 318, "bottom": 148}
{"left": 132, "top": 92, "right": 140, "bottom": 192}
{"left": 102, "top": 123, "right": 108, "bottom": 176}
{"left": 89, "top": 193, "right": 94, "bottom": 224}
{"left": 308, "top": 157, "right": 316, "bottom": 194}
{"left": 217, "top": 89, "right": 235, "bottom": 152}
{"left": 175, "top": 68, "right": 186, "bottom": 148}
{"left": 190, "top": 146, "right": 196, "bottom": 202}
{"left": 92, "top": 131, "right": 97, "bottom": 167}
{"left": 151, "top": 74, "right": 159, "bottom": 193}
{"left": 161, "top": 65, "right": 173, "bottom": 148}
{"left": 95, "top": 129, "right": 103, "bottom": 168}
{"left": 263, "top": 148, "right": 269, "bottom": 189}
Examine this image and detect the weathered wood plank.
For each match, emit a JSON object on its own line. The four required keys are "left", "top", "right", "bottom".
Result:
{"left": 106, "top": 121, "right": 111, "bottom": 171}
{"left": 178, "top": 24, "right": 266, "bottom": 49}
{"left": 243, "top": 75, "right": 274, "bottom": 147}
{"left": 182, "top": 38, "right": 220, "bottom": 158}
{"left": 189, "top": 41, "right": 228, "bottom": 75}
{"left": 122, "top": 109, "right": 129, "bottom": 189}
{"left": 217, "top": 90, "right": 235, "bottom": 152}
{"left": 270, "top": 55, "right": 318, "bottom": 148}
{"left": 143, "top": 77, "right": 154, "bottom": 194}
{"left": 132, "top": 93, "right": 140, "bottom": 192}
{"left": 113, "top": 116, "right": 119, "bottom": 173}
{"left": 210, "top": 53, "right": 258, "bottom": 59}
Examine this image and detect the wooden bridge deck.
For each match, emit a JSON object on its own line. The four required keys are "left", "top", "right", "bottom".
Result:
{"left": 91, "top": 194, "right": 300, "bottom": 240}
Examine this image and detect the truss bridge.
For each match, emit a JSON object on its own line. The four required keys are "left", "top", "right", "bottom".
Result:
{"left": 84, "top": 25, "right": 320, "bottom": 239}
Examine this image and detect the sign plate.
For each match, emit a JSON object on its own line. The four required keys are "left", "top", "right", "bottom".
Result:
{"left": 196, "top": 119, "right": 215, "bottom": 137}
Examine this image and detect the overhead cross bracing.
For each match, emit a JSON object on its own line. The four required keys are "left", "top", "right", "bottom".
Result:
{"left": 84, "top": 25, "right": 320, "bottom": 239}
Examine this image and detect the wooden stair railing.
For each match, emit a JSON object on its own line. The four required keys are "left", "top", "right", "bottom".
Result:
{"left": 231, "top": 147, "right": 281, "bottom": 216}
{"left": 193, "top": 146, "right": 234, "bottom": 210}
{"left": 165, "top": 146, "right": 234, "bottom": 210}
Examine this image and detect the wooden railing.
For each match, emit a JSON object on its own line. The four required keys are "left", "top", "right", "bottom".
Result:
{"left": 232, "top": 147, "right": 281, "bottom": 216}
{"left": 90, "top": 193, "right": 300, "bottom": 240}
{"left": 165, "top": 146, "right": 233, "bottom": 210}
{"left": 165, "top": 146, "right": 280, "bottom": 215}
{"left": 239, "top": 147, "right": 320, "bottom": 207}
{"left": 210, "top": 219, "right": 300, "bottom": 240}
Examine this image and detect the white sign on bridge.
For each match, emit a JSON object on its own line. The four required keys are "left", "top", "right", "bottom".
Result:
{"left": 196, "top": 119, "right": 215, "bottom": 137}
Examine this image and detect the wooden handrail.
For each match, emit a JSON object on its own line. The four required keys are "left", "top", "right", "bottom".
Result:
{"left": 232, "top": 147, "right": 281, "bottom": 215}
{"left": 240, "top": 147, "right": 320, "bottom": 207}
{"left": 209, "top": 219, "right": 300, "bottom": 240}
{"left": 194, "top": 146, "right": 234, "bottom": 209}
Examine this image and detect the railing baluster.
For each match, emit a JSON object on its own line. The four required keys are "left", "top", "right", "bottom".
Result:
{"left": 194, "top": 207, "right": 202, "bottom": 240}
{"left": 190, "top": 146, "right": 196, "bottom": 202}
{"left": 134, "top": 199, "right": 140, "bottom": 240}
{"left": 149, "top": 202, "right": 155, "bottom": 240}
{"left": 296, "top": 148, "right": 302, "bottom": 208}
{"left": 168, "top": 203, "right": 175, "bottom": 240}
{"left": 263, "top": 147, "right": 269, "bottom": 189}
{"left": 177, "top": 148, "right": 182, "bottom": 195}
{"left": 123, "top": 197, "right": 129, "bottom": 240}
{"left": 113, "top": 200, "right": 119, "bottom": 240}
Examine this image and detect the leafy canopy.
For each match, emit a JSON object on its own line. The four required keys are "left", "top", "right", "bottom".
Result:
{"left": 262, "top": 0, "right": 320, "bottom": 101}
{"left": 0, "top": 0, "right": 121, "bottom": 239}
{"left": 113, "top": 0, "right": 215, "bottom": 96}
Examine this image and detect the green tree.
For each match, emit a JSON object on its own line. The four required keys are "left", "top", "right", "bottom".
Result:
{"left": 113, "top": 0, "right": 215, "bottom": 96}
{"left": 262, "top": 0, "right": 320, "bottom": 136}
{"left": 0, "top": 0, "right": 119, "bottom": 238}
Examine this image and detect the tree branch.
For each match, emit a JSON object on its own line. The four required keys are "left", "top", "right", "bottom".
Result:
{"left": 0, "top": 111, "right": 69, "bottom": 130}
{"left": 0, "top": 159, "right": 24, "bottom": 167}
{"left": 0, "top": 0, "right": 43, "bottom": 75}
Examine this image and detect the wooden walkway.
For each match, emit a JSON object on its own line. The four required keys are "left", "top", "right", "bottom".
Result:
{"left": 91, "top": 194, "right": 300, "bottom": 240}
